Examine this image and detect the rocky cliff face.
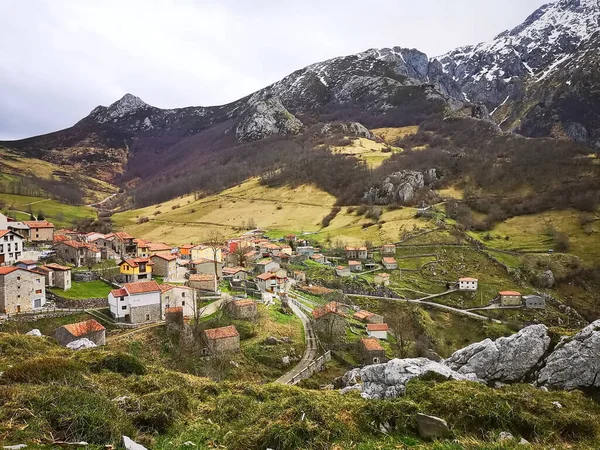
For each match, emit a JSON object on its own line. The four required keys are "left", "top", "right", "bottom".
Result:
{"left": 235, "top": 97, "right": 303, "bottom": 143}
{"left": 341, "top": 320, "right": 600, "bottom": 399}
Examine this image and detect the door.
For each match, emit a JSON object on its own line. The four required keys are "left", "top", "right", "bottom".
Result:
{"left": 16, "top": 305, "right": 21, "bottom": 313}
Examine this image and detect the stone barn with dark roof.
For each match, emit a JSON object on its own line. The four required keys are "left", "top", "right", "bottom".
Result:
{"left": 202, "top": 325, "right": 240, "bottom": 354}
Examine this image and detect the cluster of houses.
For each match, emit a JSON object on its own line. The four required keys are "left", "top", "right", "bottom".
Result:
{"left": 456, "top": 277, "right": 545, "bottom": 309}
{"left": 334, "top": 243, "right": 398, "bottom": 287}
{"left": 311, "top": 301, "right": 391, "bottom": 365}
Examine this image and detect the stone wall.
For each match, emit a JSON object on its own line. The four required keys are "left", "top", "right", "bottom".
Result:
{"left": 51, "top": 294, "right": 107, "bottom": 309}
{"left": 73, "top": 271, "right": 99, "bottom": 282}
{"left": 130, "top": 303, "right": 161, "bottom": 324}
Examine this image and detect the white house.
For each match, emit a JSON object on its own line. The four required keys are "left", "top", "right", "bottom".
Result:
{"left": 0, "top": 230, "right": 24, "bottom": 266}
{"left": 367, "top": 323, "right": 389, "bottom": 340}
{"left": 335, "top": 266, "right": 351, "bottom": 277}
{"left": 348, "top": 260, "right": 362, "bottom": 273}
{"left": 108, "top": 280, "right": 162, "bottom": 324}
{"left": 458, "top": 277, "right": 478, "bottom": 291}
{"left": 382, "top": 257, "right": 398, "bottom": 270}
{"left": 256, "top": 272, "right": 286, "bottom": 293}
{"left": 255, "top": 258, "right": 280, "bottom": 274}
{"left": 159, "top": 284, "right": 195, "bottom": 317}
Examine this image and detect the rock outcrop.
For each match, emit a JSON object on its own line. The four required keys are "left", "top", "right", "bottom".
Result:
{"left": 537, "top": 320, "right": 600, "bottom": 390}
{"left": 342, "top": 358, "right": 478, "bottom": 399}
{"left": 444, "top": 324, "right": 550, "bottom": 383}
{"left": 320, "top": 122, "right": 373, "bottom": 139}
{"left": 235, "top": 97, "right": 303, "bottom": 143}
{"left": 25, "top": 329, "right": 42, "bottom": 337}
{"left": 416, "top": 413, "right": 451, "bottom": 440}
{"left": 362, "top": 170, "right": 436, "bottom": 205}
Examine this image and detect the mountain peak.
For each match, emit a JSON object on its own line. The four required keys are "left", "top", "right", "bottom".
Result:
{"left": 89, "top": 93, "right": 150, "bottom": 123}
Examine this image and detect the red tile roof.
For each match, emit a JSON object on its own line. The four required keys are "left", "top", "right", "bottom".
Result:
{"left": 159, "top": 284, "right": 192, "bottom": 293}
{"left": 148, "top": 242, "right": 172, "bottom": 251}
{"left": 361, "top": 337, "right": 384, "bottom": 351}
{"left": 312, "top": 302, "right": 346, "bottom": 320}
{"left": 348, "top": 260, "right": 361, "bottom": 266}
{"left": 42, "top": 263, "right": 71, "bottom": 271}
{"left": 256, "top": 272, "right": 284, "bottom": 280}
{"left": 0, "top": 267, "right": 18, "bottom": 275}
{"left": 376, "top": 273, "right": 390, "bottom": 278}
{"left": 353, "top": 310, "right": 375, "bottom": 321}
{"left": 114, "top": 231, "right": 134, "bottom": 240}
{"left": 499, "top": 291, "right": 521, "bottom": 296}
{"left": 165, "top": 306, "right": 183, "bottom": 314}
{"left": 233, "top": 299, "right": 255, "bottom": 307}
{"left": 151, "top": 253, "right": 177, "bottom": 261}
{"left": 23, "top": 220, "right": 55, "bottom": 229}
{"left": 0, "top": 230, "right": 12, "bottom": 238}
{"left": 120, "top": 257, "right": 154, "bottom": 268}
{"left": 367, "top": 323, "right": 389, "bottom": 331}
{"left": 62, "top": 319, "right": 105, "bottom": 337}
{"left": 123, "top": 281, "right": 161, "bottom": 294}
{"left": 382, "top": 257, "right": 397, "bottom": 264}
{"left": 459, "top": 277, "right": 478, "bottom": 282}
{"left": 17, "top": 259, "right": 37, "bottom": 265}
{"left": 223, "top": 266, "right": 246, "bottom": 274}
{"left": 111, "top": 288, "right": 128, "bottom": 297}
{"left": 204, "top": 325, "right": 239, "bottom": 340}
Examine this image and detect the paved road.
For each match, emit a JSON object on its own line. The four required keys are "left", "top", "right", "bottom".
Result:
{"left": 347, "top": 290, "right": 503, "bottom": 323}
{"left": 275, "top": 299, "right": 319, "bottom": 384}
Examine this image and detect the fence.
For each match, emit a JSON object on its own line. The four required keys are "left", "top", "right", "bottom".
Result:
{"left": 289, "top": 350, "right": 331, "bottom": 385}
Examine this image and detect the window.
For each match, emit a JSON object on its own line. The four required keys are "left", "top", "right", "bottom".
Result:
{"left": 120, "top": 297, "right": 125, "bottom": 301}
{"left": 182, "top": 301, "right": 185, "bottom": 306}
{"left": 36, "top": 279, "right": 41, "bottom": 283}
{"left": 16, "top": 276, "right": 20, "bottom": 281}
{"left": 35, "top": 289, "right": 42, "bottom": 294}
{"left": 121, "top": 305, "right": 127, "bottom": 310}
{"left": 373, "top": 357, "right": 381, "bottom": 364}
{"left": 145, "top": 313, "right": 150, "bottom": 321}
{"left": 181, "top": 292, "right": 186, "bottom": 297}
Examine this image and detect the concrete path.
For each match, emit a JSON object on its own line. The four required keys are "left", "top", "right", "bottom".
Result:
{"left": 347, "top": 290, "right": 503, "bottom": 323}
{"left": 275, "top": 299, "right": 319, "bottom": 384}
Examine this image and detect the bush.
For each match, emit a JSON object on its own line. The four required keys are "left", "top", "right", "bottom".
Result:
{"left": 365, "top": 206, "right": 382, "bottom": 221}
{"left": 137, "top": 216, "right": 149, "bottom": 224}
{"left": 356, "top": 205, "right": 368, "bottom": 216}
{"left": 134, "top": 388, "right": 191, "bottom": 433}
{"left": 90, "top": 353, "right": 146, "bottom": 376}
{"left": 171, "top": 204, "right": 181, "bottom": 210}
{"left": 321, "top": 206, "right": 342, "bottom": 228}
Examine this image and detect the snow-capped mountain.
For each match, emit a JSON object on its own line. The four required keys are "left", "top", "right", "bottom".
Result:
{"left": 432, "top": 0, "right": 600, "bottom": 108}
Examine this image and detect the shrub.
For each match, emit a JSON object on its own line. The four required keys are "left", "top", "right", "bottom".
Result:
{"left": 134, "top": 389, "right": 191, "bottom": 433}
{"left": 171, "top": 204, "right": 181, "bottom": 210}
{"left": 90, "top": 353, "right": 146, "bottom": 376}
{"left": 365, "top": 206, "right": 382, "bottom": 221}
{"left": 356, "top": 205, "right": 368, "bottom": 216}
{"left": 137, "top": 216, "right": 149, "bottom": 224}
{"left": 321, "top": 206, "right": 342, "bottom": 228}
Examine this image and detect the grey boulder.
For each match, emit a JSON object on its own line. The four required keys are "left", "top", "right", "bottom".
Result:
{"left": 444, "top": 324, "right": 550, "bottom": 383}
{"left": 537, "top": 320, "right": 600, "bottom": 390}
{"left": 25, "top": 329, "right": 42, "bottom": 337}
{"left": 416, "top": 413, "right": 451, "bottom": 439}
{"left": 122, "top": 436, "right": 147, "bottom": 450}
{"left": 66, "top": 338, "right": 97, "bottom": 350}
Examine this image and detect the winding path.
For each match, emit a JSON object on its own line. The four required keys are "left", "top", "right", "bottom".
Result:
{"left": 275, "top": 299, "right": 319, "bottom": 384}
{"left": 347, "top": 290, "right": 503, "bottom": 323}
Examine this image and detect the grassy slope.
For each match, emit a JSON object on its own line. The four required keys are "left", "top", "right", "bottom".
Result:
{"left": 50, "top": 280, "right": 114, "bottom": 299}
{"left": 1, "top": 333, "right": 600, "bottom": 449}
{"left": 0, "top": 193, "right": 97, "bottom": 229}
{"left": 113, "top": 178, "right": 431, "bottom": 246}
{"left": 0, "top": 147, "right": 118, "bottom": 204}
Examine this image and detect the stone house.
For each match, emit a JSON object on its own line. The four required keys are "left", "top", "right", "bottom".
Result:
{"left": 256, "top": 272, "right": 286, "bottom": 293}
{"left": 222, "top": 267, "right": 248, "bottom": 281}
{"left": 54, "top": 319, "right": 106, "bottom": 346}
{"left": 147, "top": 242, "right": 172, "bottom": 256}
{"left": 0, "top": 230, "right": 24, "bottom": 265}
{"left": 335, "top": 266, "right": 351, "bottom": 277}
{"left": 43, "top": 263, "right": 71, "bottom": 290}
{"left": 360, "top": 338, "right": 385, "bottom": 364}
{"left": 150, "top": 253, "right": 177, "bottom": 280}
{"left": 293, "top": 270, "right": 306, "bottom": 283}
{"left": 296, "top": 246, "right": 315, "bottom": 257}
{"left": 0, "top": 266, "right": 46, "bottom": 313}
{"left": 312, "top": 302, "right": 347, "bottom": 339}
{"left": 33, "top": 265, "right": 54, "bottom": 287}
{"left": 345, "top": 246, "right": 368, "bottom": 260}
{"left": 53, "top": 240, "right": 100, "bottom": 267}
{"left": 134, "top": 239, "right": 150, "bottom": 257}
{"left": 15, "top": 260, "right": 37, "bottom": 270}
{"left": 499, "top": 290, "right": 522, "bottom": 306}
{"left": 353, "top": 310, "right": 384, "bottom": 324}
{"left": 159, "top": 284, "right": 195, "bottom": 317}
{"left": 119, "top": 257, "right": 154, "bottom": 282}
{"left": 458, "top": 277, "right": 478, "bottom": 291}
{"left": 22, "top": 220, "right": 55, "bottom": 242}
{"left": 108, "top": 280, "right": 162, "bottom": 323}
{"left": 202, "top": 325, "right": 240, "bottom": 355}
{"left": 255, "top": 258, "right": 280, "bottom": 274}
{"left": 367, "top": 323, "right": 389, "bottom": 340}
{"left": 381, "top": 244, "right": 396, "bottom": 256}
{"left": 382, "top": 257, "right": 398, "bottom": 270}
{"left": 374, "top": 273, "right": 390, "bottom": 286}
{"left": 349, "top": 260, "right": 362, "bottom": 273}
{"left": 100, "top": 231, "right": 137, "bottom": 257}
{"left": 523, "top": 294, "right": 545, "bottom": 309}
{"left": 190, "top": 258, "right": 223, "bottom": 277}
{"left": 228, "top": 298, "right": 257, "bottom": 320}
{"left": 187, "top": 274, "right": 218, "bottom": 292}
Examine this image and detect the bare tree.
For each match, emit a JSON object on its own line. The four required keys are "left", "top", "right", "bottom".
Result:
{"left": 231, "top": 245, "right": 250, "bottom": 267}
{"left": 386, "top": 302, "right": 418, "bottom": 358}
{"left": 203, "top": 230, "right": 225, "bottom": 280}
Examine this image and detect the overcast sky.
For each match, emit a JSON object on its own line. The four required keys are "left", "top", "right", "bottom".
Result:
{"left": 0, "top": 0, "right": 550, "bottom": 140}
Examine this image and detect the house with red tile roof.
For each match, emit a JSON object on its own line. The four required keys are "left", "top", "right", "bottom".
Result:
{"left": 382, "top": 257, "right": 398, "bottom": 270}
{"left": 499, "top": 290, "right": 522, "bottom": 306}
{"left": 255, "top": 272, "right": 286, "bottom": 293}
{"left": 150, "top": 253, "right": 177, "bottom": 279}
{"left": 108, "top": 280, "right": 161, "bottom": 323}
{"left": 360, "top": 338, "right": 385, "bottom": 364}
{"left": 159, "top": 284, "right": 194, "bottom": 317}
{"left": 0, "top": 229, "right": 24, "bottom": 265}
{"left": 187, "top": 273, "right": 218, "bottom": 292}
{"left": 458, "top": 277, "right": 478, "bottom": 291}
{"left": 54, "top": 319, "right": 106, "bottom": 347}
{"left": 227, "top": 298, "right": 257, "bottom": 320}
{"left": 367, "top": 323, "right": 389, "bottom": 340}
{"left": 22, "top": 220, "right": 55, "bottom": 242}
{"left": 118, "top": 257, "right": 154, "bottom": 282}
{"left": 41, "top": 263, "right": 72, "bottom": 291}
{"left": 202, "top": 325, "right": 240, "bottom": 354}
{"left": 0, "top": 266, "right": 46, "bottom": 313}
{"left": 53, "top": 240, "right": 100, "bottom": 267}
{"left": 311, "top": 302, "right": 347, "bottom": 340}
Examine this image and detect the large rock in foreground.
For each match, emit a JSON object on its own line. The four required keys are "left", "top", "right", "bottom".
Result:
{"left": 343, "top": 358, "right": 478, "bottom": 399}
{"left": 537, "top": 320, "right": 600, "bottom": 390}
{"left": 444, "top": 324, "right": 550, "bottom": 383}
